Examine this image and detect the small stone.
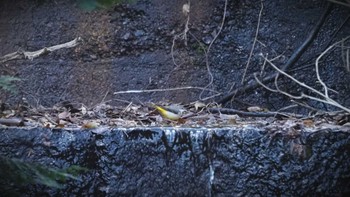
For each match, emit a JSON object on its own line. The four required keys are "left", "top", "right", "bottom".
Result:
{"left": 90, "top": 54, "right": 97, "bottom": 60}
{"left": 134, "top": 30, "right": 145, "bottom": 37}
{"left": 122, "top": 32, "right": 131, "bottom": 40}
{"left": 202, "top": 36, "right": 212, "bottom": 45}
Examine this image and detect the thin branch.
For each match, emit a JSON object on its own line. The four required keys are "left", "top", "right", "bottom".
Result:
{"left": 260, "top": 54, "right": 350, "bottom": 113}
{"left": 290, "top": 13, "right": 350, "bottom": 73}
{"left": 200, "top": 0, "right": 228, "bottom": 100}
{"left": 253, "top": 73, "right": 278, "bottom": 93}
{"left": 218, "top": 3, "right": 333, "bottom": 105}
{"left": 340, "top": 37, "right": 350, "bottom": 72}
{"left": 276, "top": 104, "right": 299, "bottom": 112}
{"left": 347, "top": 48, "right": 350, "bottom": 72}
{"left": 0, "top": 37, "right": 82, "bottom": 63}
{"left": 208, "top": 107, "right": 303, "bottom": 118}
{"left": 315, "top": 36, "right": 350, "bottom": 98}
{"left": 171, "top": 1, "right": 191, "bottom": 68}
{"left": 171, "top": 36, "right": 182, "bottom": 68}
{"left": 265, "top": 57, "right": 330, "bottom": 97}
{"left": 113, "top": 86, "right": 221, "bottom": 95}
{"left": 327, "top": 0, "right": 350, "bottom": 8}
{"left": 274, "top": 2, "right": 333, "bottom": 81}
{"left": 290, "top": 100, "right": 323, "bottom": 112}
{"left": 241, "top": 0, "right": 264, "bottom": 84}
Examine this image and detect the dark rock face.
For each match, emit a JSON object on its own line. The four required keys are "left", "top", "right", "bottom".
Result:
{"left": 0, "top": 127, "right": 349, "bottom": 196}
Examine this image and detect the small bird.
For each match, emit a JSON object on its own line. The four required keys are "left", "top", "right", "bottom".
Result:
{"left": 150, "top": 103, "right": 184, "bottom": 121}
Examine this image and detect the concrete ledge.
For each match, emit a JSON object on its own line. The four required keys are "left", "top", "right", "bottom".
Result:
{"left": 0, "top": 127, "right": 349, "bottom": 196}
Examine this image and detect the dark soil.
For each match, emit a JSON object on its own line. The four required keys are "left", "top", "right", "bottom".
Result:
{"left": 1, "top": 0, "right": 350, "bottom": 113}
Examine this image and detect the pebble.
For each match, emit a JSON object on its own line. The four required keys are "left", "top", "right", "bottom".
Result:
{"left": 122, "top": 32, "right": 131, "bottom": 40}
{"left": 134, "top": 30, "right": 145, "bottom": 37}
{"left": 202, "top": 36, "right": 213, "bottom": 45}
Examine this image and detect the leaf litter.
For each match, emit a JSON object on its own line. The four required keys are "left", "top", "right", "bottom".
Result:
{"left": 0, "top": 101, "right": 349, "bottom": 133}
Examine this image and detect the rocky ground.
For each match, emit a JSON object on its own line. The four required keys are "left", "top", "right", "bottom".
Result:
{"left": 0, "top": 0, "right": 350, "bottom": 117}
{"left": 1, "top": 2, "right": 350, "bottom": 195}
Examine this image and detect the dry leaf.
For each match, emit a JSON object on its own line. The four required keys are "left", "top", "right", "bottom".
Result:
{"left": 82, "top": 121, "right": 99, "bottom": 129}
{"left": 80, "top": 106, "right": 87, "bottom": 115}
{"left": 303, "top": 119, "right": 314, "bottom": 127}
{"left": 56, "top": 119, "right": 69, "bottom": 128}
{"left": 58, "top": 111, "right": 71, "bottom": 120}
{"left": 45, "top": 123, "right": 53, "bottom": 128}
{"left": 55, "top": 124, "right": 65, "bottom": 128}
{"left": 194, "top": 101, "right": 206, "bottom": 111}
{"left": 3, "top": 110, "right": 15, "bottom": 118}
{"left": 247, "top": 106, "right": 265, "bottom": 112}
{"left": 38, "top": 117, "right": 54, "bottom": 128}
{"left": 220, "top": 114, "right": 238, "bottom": 125}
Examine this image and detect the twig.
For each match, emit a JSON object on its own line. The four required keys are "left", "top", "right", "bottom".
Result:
{"left": 208, "top": 107, "right": 302, "bottom": 118}
{"left": 122, "top": 102, "right": 133, "bottom": 113}
{"left": 327, "top": 0, "right": 350, "bottom": 8}
{"left": 171, "top": 1, "right": 191, "bottom": 68}
{"left": 43, "top": 114, "right": 58, "bottom": 126}
{"left": 254, "top": 72, "right": 278, "bottom": 93}
{"left": 315, "top": 36, "right": 350, "bottom": 98}
{"left": 261, "top": 55, "right": 350, "bottom": 113}
{"left": 171, "top": 35, "right": 184, "bottom": 68}
{"left": 341, "top": 38, "right": 350, "bottom": 72}
{"left": 0, "top": 118, "right": 24, "bottom": 126}
{"left": 290, "top": 13, "right": 350, "bottom": 73}
{"left": 101, "top": 89, "right": 110, "bottom": 104}
{"left": 346, "top": 47, "right": 350, "bottom": 71}
{"left": 113, "top": 86, "right": 221, "bottom": 95}
{"left": 0, "top": 37, "right": 82, "bottom": 63}
{"left": 182, "top": 1, "right": 191, "bottom": 46}
{"left": 274, "top": 2, "right": 333, "bottom": 81}
{"left": 217, "top": 3, "right": 333, "bottom": 105}
{"left": 241, "top": 0, "right": 264, "bottom": 84}
{"left": 200, "top": 0, "right": 228, "bottom": 100}
{"left": 290, "top": 100, "right": 324, "bottom": 112}
{"left": 276, "top": 104, "right": 299, "bottom": 112}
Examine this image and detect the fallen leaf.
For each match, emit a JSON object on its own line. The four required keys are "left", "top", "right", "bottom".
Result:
{"left": 80, "top": 105, "right": 87, "bottom": 115}
{"left": 303, "top": 119, "right": 314, "bottom": 127}
{"left": 58, "top": 111, "right": 71, "bottom": 120}
{"left": 82, "top": 121, "right": 99, "bottom": 129}
{"left": 247, "top": 106, "right": 265, "bottom": 112}
{"left": 194, "top": 101, "right": 206, "bottom": 111}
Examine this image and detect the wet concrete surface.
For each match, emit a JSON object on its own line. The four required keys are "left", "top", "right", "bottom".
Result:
{"left": 0, "top": 127, "right": 349, "bottom": 196}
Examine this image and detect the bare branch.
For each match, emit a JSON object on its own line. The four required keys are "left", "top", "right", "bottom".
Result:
{"left": 113, "top": 86, "right": 221, "bottom": 95}
{"left": 315, "top": 36, "right": 350, "bottom": 98}
{"left": 171, "top": 1, "right": 191, "bottom": 68}
{"left": 253, "top": 73, "right": 278, "bottom": 93}
{"left": 199, "top": 0, "right": 228, "bottom": 100}
{"left": 327, "top": 0, "right": 350, "bottom": 8}
{"left": 218, "top": 3, "right": 333, "bottom": 105}
{"left": 242, "top": 0, "right": 264, "bottom": 84}
{"left": 0, "top": 37, "right": 82, "bottom": 63}
{"left": 259, "top": 49, "right": 350, "bottom": 113}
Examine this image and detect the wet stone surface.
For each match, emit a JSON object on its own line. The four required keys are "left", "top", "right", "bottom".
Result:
{"left": 0, "top": 127, "right": 349, "bottom": 196}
